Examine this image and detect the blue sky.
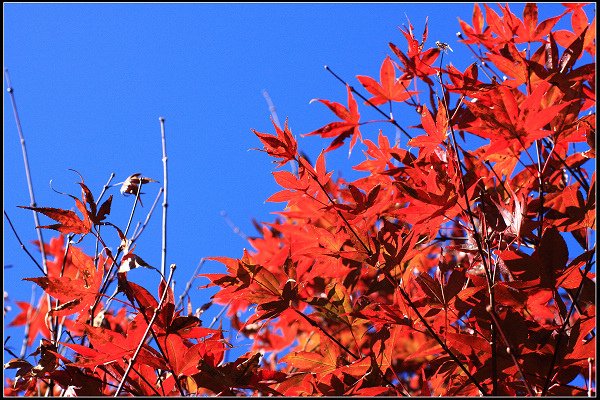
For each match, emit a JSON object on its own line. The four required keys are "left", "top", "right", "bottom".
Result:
{"left": 3, "top": 2, "right": 592, "bottom": 372}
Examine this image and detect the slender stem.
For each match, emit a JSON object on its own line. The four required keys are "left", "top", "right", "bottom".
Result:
{"left": 263, "top": 89, "right": 297, "bottom": 176}
{"left": 293, "top": 308, "right": 359, "bottom": 359}
{"left": 175, "top": 258, "right": 206, "bottom": 310}
{"left": 588, "top": 358, "right": 594, "bottom": 397}
{"left": 395, "top": 283, "right": 488, "bottom": 395}
{"left": 436, "top": 73, "right": 492, "bottom": 282}
{"left": 297, "top": 156, "right": 372, "bottom": 255}
{"left": 4, "top": 340, "right": 20, "bottom": 359}
{"left": 487, "top": 306, "right": 535, "bottom": 396}
{"left": 95, "top": 172, "right": 115, "bottom": 206}
{"left": 455, "top": 32, "right": 502, "bottom": 81}
{"left": 89, "top": 228, "right": 129, "bottom": 314}
{"left": 535, "top": 140, "right": 546, "bottom": 239}
{"left": 324, "top": 65, "right": 413, "bottom": 140}
{"left": 129, "top": 365, "right": 162, "bottom": 396}
{"left": 19, "top": 286, "right": 37, "bottom": 358}
{"left": 124, "top": 181, "right": 143, "bottom": 238}
{"left": 541, "top": 248, "right": 596, "bottom": 395}
{"left": 4, "top": 69, "right": 49, "bottom": 276}
{"left": 262, "top": 89, "right": 281, "bottom": 128}
{"left": 541, "top": 137, "right": 590, "bottom": 192}
{"left": 131, "top": 188, "right": 163, "bottom": 242}
{"left": 90, "top": 178, "right": 146, "bottom": 316}
{"left": 220, "top": 210, "right": 249, "bottom": 240}
{"left": 51, "top": 234, "right": 74, "bottom": 350}
{"left": 5, "top": 70, "right": 58, "bottom": 371}
{"left": 438, "top": 66, "right": 497, "bottom": 395}
{"left": 208, "top": 301, "right": 231, "bottom": 329}
{"left": 114, "top": 264, "right": 176, "bottom": 396}
{"left": 3, "top": 211, "right": 45, "bottom": 275}
{"left": 160, "top": 117, "right": 168, "bottom": 277}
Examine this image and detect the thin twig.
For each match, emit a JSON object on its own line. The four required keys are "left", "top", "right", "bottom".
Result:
{"left": 297, "top": 156, "right": 372, "bottom": 255}
{"left": 487, "top": 305, "right": 535, "bottom": 396}
{"left": 541, "top": 137, "right": 590, "bottom": 192}
{"left": 4, "top": 69, "right": 49, "bottom": 275}
{"left": 123, "top": 181, "right": 143, "bottom": 238}
{"left": 18, "top": 286, "right": 37, "bottom": 358}
{"left": 5, "top": 70, "right": 58, "bottom": 369}
{"left": 588, "top": 358, "right": 594, "bottom": 397}
{"left": 293, "top": 308, "right": 359, "bottom": 359}
{"left": 160, "top": 117, "right": 168, "bottom": 277}
{"left": 263, "top": 89, "right": 297, "bottom": 176}
{"left": 324, "top": 65, "right": 414, "bottom": 141}
{"left": 175, "top": 258, "right": 206, "bottom": 310}
{"left": 395, "top": 283, "right": 488, "bottom": 395}
{"left": 90, "top": 179, "right": 146, "bottom": 315}
{"left": 3, "top": 211, "right": 45, "bottom": 275}
{"left": 95, "top": 172, "right": 116, "bottom": 206}
{"left": 208, "top": 301, "right": 231, "bottom": 329}
{"left": 436, "top": 63, "right": 497, "bottom": 395}
{"left": 541, "top": 247, "right": 596, "bottom": 396}
{"left": 114, "top": 264, "right": 176, "bottom": 396}
{"left": 220, "top": 210, "right": 249, "bottom": 240}
{"left": 262, "top": 89, "right": 281, "bottom": 129}
{"left": 455, "top": 32, "right": 502, "bottom": 81}
{"left": 4, "top": 339, "right": 20, "bottom": 359}
{"left": 51, "top": 234, "right": 75, "bottom": 350}
{"left": 131, "top": 188, "right": 163, "bottom": 242}
{"left": 129, "top": 365, "right": 162, "bottom": 396}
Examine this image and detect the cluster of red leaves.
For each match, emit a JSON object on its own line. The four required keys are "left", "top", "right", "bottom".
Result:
{"left": 6, "top": 175, "right": 289, "bottom": 395}
{"left": 204, "top": 3, "right": 596, "bottom": 396}
{"left": 5, "top": 3, "right": 596, "bottom": 397}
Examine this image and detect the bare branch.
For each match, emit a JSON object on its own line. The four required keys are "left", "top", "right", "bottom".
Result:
{"left": 160, "top": 117, "right": 168, "bottom": 277}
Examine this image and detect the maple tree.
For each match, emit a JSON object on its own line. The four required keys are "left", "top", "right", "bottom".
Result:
{"left": 4, "top": 3, "right": 596, "bottom": 397}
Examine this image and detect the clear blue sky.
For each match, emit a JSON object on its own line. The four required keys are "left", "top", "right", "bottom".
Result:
{"left": 3, "top": 2, "right": 590, "bottom": 368}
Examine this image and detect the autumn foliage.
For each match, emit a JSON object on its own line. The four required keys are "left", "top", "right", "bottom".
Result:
{"left": 4, "top": 3, "right": 596, "bottom": 396}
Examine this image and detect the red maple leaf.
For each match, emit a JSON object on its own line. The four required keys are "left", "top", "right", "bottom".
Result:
{"left": 408, "top": 102, "right": 449, "bottom": 158}
{"left": 516, "top": 3, "right": 563, "bottom": 43}
{"left": 23, "top": 249, "right": 103, "bottom": 317}
{"left": 18, "top": 180, "right": 112, "bottom": 236}
{"left": 389, "top": 17, "right": 440, "bottom": 85}
{"left": 61, "top": 314, "right": 166, "bottom": 370}
{"left": 252, "top": 118, "right": 298, "bottom": 167}
{"left": 8, "top": 298, "right": 51, "bottom": 346}
{"left": 18, "top": 206, "right": 91, "bottom": 235}
{"left": 304, "top": 85, "right": 362, "bottom": 154}
{"left": 356, "top": 56, "right": 414, "bottom": 105}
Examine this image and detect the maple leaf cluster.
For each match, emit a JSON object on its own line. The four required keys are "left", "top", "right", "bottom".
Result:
{"left": 205, "top": 3, "right": 596, "bottom": 396}
{"left": 5, "top": 3, "right": 596, "bottom": 397}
